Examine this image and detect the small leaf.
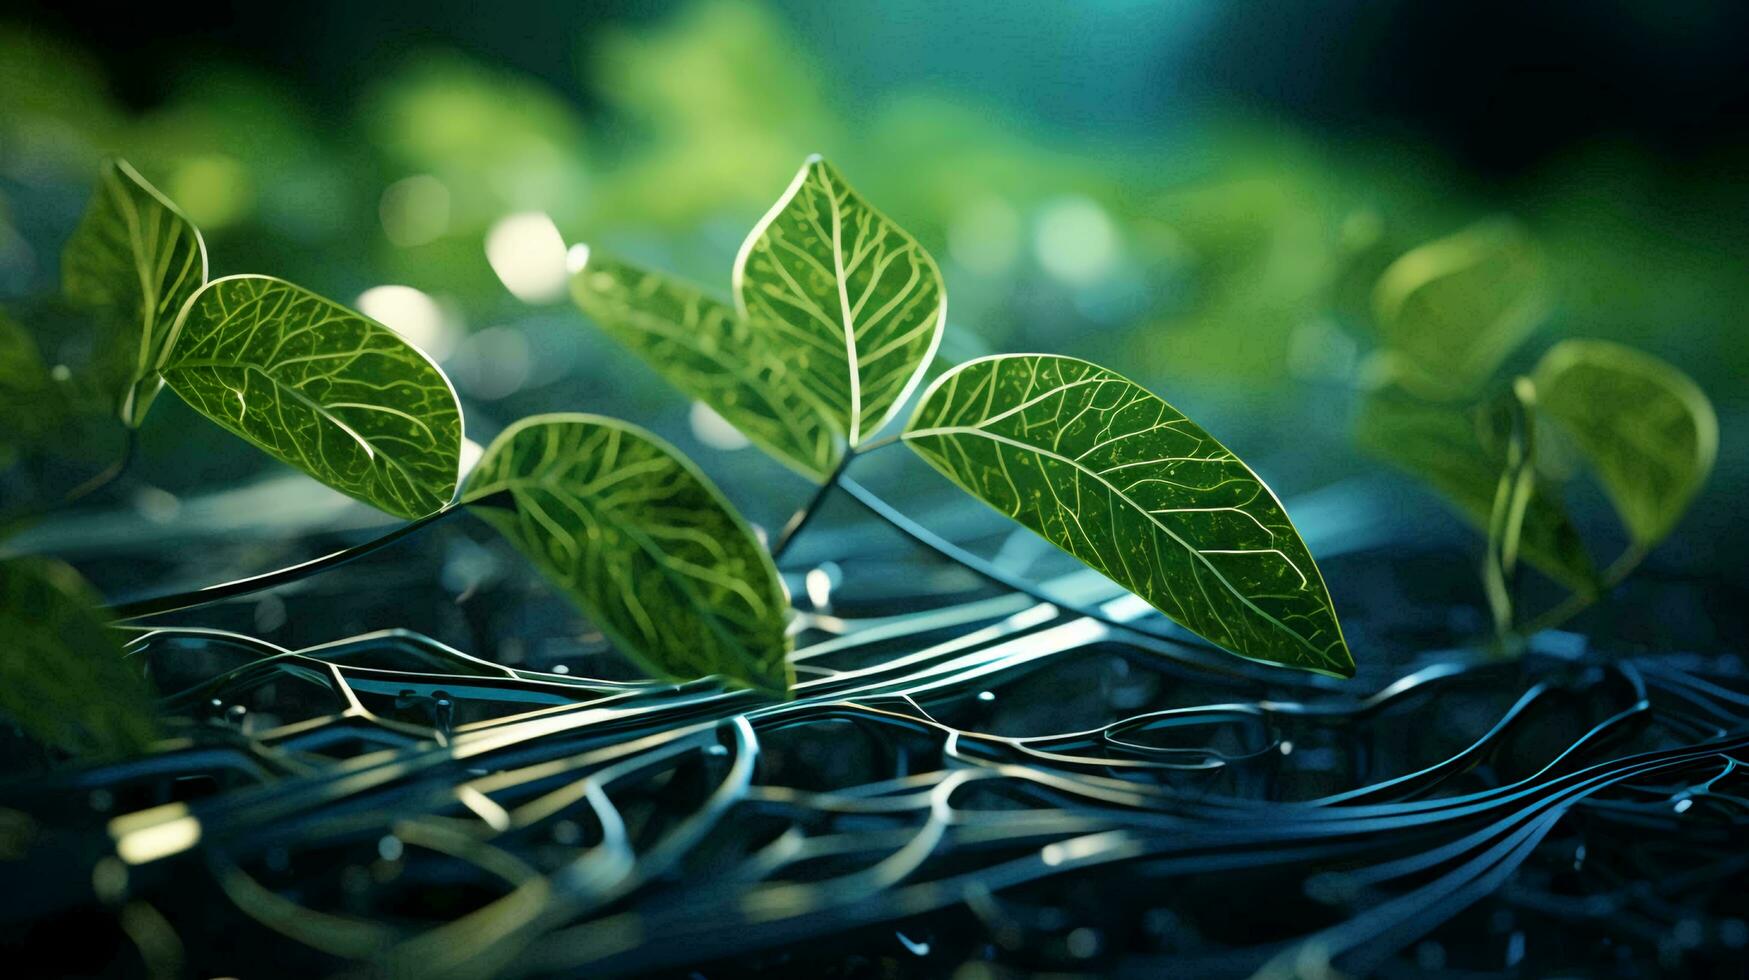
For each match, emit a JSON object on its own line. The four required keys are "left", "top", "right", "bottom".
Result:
{"left": 159, "top": 275, "right": 462, "bottom": 520}
{"left": 1372, "top": 218, "right": 1550, "bottom": 398}
{"left": 735, "top": 155, "right": 946, "bottom": 447}
{"left": 1355, "top": 386, "right": 1596, "bottom": 595}
{"left": 570, "top": 252, "right": 842, "bottom": 480}
{"left": 462, "top": 414, "right": 792, "bottom": 695}
{"left": 0, "top": 557, "right": 158, "bottom": 757}
{"left": 1534, "top": 339, "right": 1717, "bottom": 548}
{"left": 904, "top": 354, "right": 1352, "bottom": 677}
{"left": 62, "top": 159, "right": 209, "bottom": 425}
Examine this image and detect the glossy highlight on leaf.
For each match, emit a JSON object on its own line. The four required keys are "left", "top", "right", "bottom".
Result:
{"left": 571, "top": 252, "right": 842, "bottom": 480}
{"left": 61, "top": 159, "right": 209, "bottom": 425}
{"left": 0, "top": 557, "right": 158, "bottom": 757}
{"left": 735, "top": 155, "right": 946, "bottom": 446}
{"left": 1534, "top": 339, "right": 1717, "bottom": 548}
{"left": 1372, "top": 218, "right": 1549, "bottom": 399}
{"left": 904, "top": 354, "right": 1352, "bottom": 676}
{"left": 159, "top": 275, "right": 462, "bottom": 520}
{"left": 462, "top": 414, "right": 793, "bottom": 695}
{"left": 1355, "top": 387, "right": 1596, "bottom": 595}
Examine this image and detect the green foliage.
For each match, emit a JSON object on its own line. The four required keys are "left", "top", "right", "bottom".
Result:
{"left": 1355, "top": 388, "right": 1595, "bottom": 595}
{"left": 0, "top": 309, "right": 50, "bottom": 464}
{"left": 0, "top": 557, "right": 157, "bottom": 757}
{"left": 160, "top": 275, "right": 462, "bottom": 520}
{"left": 1370, "top": 218, "right": 1550, "bottom": 399}
{"left": 1354, "top": 220, "right": 1716, "bottom": 636}
{"left": 61, "top": 159, "right": 209, "bottom": 425}
{"left": 37, "top": 159, "right": 801, "bottom": 699}
{"left": 1534, "top": 340, "right": 1718, "bottom": 549}
{"left": 463, "top": 415, "right": 792, "bottom": 694}
{"left": 57, "top": 162, "right": 465, "bottom": 520}
{"left": 572, "top": 155, "right": 951, "bottom": 477}
{"left": 904, "top": 354, "right": 1353, "bottom": 677}
{"left": 578, "top": 155, "right": 1353, "bottom": 677}
{"left": 735, "top": 155, "right": 946, "bottom": 447}
{"left": 571, "top": 253, "right": 841, "bottom": 480}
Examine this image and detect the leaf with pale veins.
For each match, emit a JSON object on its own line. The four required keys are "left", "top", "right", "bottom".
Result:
{"left": 572, "top": 252, "right": 842, "bottom": 481}
{"left": 735, "top": 155, "right": 945, "bottom": 447}
{"left": 160, "top": 275, "right": 462, "bottom": 519}
{"left": 463, "top": 414, "right": 792, "bottom": 695}
{"left": 904, "top": 354, "right": 1353, "bottom": 676}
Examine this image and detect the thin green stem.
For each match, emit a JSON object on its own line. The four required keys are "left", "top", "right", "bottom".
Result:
{"left": 1516, "top": 542, "right": 1649, "bottom": 636}
{"left": 853, "top": 433, "right": 902, "bottom": 455}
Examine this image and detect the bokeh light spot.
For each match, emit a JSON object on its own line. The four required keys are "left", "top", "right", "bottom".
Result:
{"left": 486, "top": 212, "right": 568, "bottom": 303}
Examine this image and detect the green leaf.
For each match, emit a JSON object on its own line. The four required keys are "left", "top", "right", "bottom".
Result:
{"left": 903, "top": 354, "right": 1353, "bottom": 677}
{"left": 0, "top": 308, "right": 44, "bottom": 392}
{"left": 570, "top": 252, "right": 842, "bottom": 480}
{"left": 1534, "top": 339, "right": 1717, "bottom": 548}
{"left": 159, "top": 275, "right": 462, "bottom": 520}
{"left": 1355, "top": 386, "right": 1596, "bottom": 595}
{"left": 735, "top": 155, "right": 946, "bottom": 447}
{"left": 0, "top": 557, "right": 158, "bottom": 757}
{"left": 0, "top": 309, "right": 48, "bottom": 463}
{"left": 62, "top": 159, "right": 209, "bottom": 425}
{"left": 1372, "top": 218, "right": 1550, "bottom": 398}
{"left": 462, "top": 414, "right": 793, "bottom": 695}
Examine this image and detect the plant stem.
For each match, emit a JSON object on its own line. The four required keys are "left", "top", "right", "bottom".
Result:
{"left": 109, "top": 501, "right": 477, "bottom": 621}
{"left": 1516, "top": 542, "right": 1649, "bottom": 636}
{"left": 853, "top": 433, "right": 901, "bottom": 454}
{"left": 770, "top": 434, "right": 909, "bottom": 562}
{"left": 770, "top": 451, "right": 855, "bottom": 562}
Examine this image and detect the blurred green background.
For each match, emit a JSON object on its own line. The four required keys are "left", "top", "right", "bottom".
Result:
{"left": 3, "top": 0, "right": 1745, "bottom": 606}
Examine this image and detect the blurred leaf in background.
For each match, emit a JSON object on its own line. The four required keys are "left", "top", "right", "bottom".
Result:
{"left": 1369, "top": 218, "right": 1551, "bottom": 399}
{"left": 1356, "top": 385, "right": 1596, "bottom": 594}
{"left": 1535, "top": 339, "right": 1717, "bottom": 550}
{"left": 0, "top": 0, "right": 1743, "bottom": 548}
{"left": 0, "top": 557, "right": 157, "bottom": 758}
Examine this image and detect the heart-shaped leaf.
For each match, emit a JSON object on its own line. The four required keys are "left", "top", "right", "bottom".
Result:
{"left": 1355, "top": 386, "right": 1596, "bottom": 595}
{"left": 904, "top": 354, "right": 1352, "bottom": 677}
{"left": 1372, "top": 218, "right": 1550, "bottom": 399}
{"left": 159, "top": 275, "right": 462, "bottom": 520}
{"left": 0, "top": 557, "right": 158, "bottom": 757}
{"left": 571, "top": 252, "right": 842, "bottom": 480}
{"left": 735, "top": 155, "right": 945, "bottom": 447}
{"left": 1534, "top": 339, "right": 1716, "bottom": 548}
{"left": 462, "top": 414, "right": 792, "bottom": 695}
{"left": 62, "top": 159, "right": 209, "bottom": 425}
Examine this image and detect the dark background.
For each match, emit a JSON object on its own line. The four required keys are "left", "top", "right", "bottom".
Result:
{"left": 13, "top": 0, "right": 1749, "bottom": 171}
